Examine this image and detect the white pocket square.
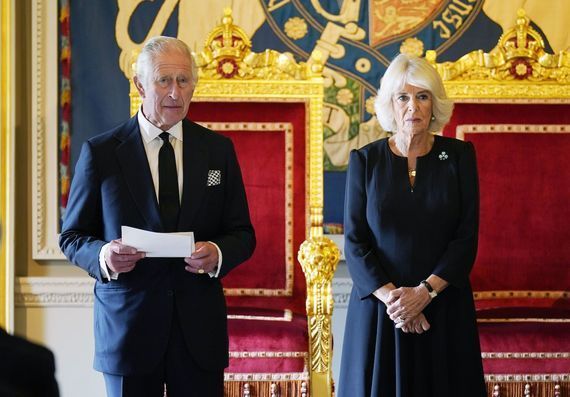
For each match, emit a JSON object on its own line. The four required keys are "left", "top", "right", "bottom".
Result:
{"left": 207, "top": 170, "right": 221, "bottom": 186}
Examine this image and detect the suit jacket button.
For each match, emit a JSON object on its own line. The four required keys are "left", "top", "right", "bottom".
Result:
{"left": 167, "top": 290, "right": 174, "bottom": 297}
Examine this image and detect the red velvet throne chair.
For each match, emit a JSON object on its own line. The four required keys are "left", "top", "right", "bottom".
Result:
{"left": 428, "top": 9, "right": 570, "bottom": 397}
{"left": 129, "top": 9, "right": 340, "bottom": 397}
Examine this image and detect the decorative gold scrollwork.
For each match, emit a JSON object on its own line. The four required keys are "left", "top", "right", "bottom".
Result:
{"left": 298, "top": 237, "right": 339, "bottom": 302}
{"left": 426, "top": 9, "right": 570, "bottom": 101}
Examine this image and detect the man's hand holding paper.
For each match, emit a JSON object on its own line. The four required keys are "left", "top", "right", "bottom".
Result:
{"left": 104, "top": 238, "right": 146, "bottom": 275}
{"left": 184, "top": 241, "right": 219, "bottom": 275}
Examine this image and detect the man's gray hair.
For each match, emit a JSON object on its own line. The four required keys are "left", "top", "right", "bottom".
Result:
{"left": 136, "top": 36, "right": 198, "bottom": 87}
{"left": 374, "top": 53, "right": 453, "bottom": 133}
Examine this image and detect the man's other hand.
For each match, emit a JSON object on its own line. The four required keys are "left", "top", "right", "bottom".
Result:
{"left": 105, "top": 239, "right": 145, "bottom": 274}
{"left": 184, "top": 242, "right": 219, "bottom": 274}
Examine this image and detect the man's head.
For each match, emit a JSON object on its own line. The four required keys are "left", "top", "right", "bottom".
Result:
{"left": 134, "top": 36, "right": 198, "bottom": 131}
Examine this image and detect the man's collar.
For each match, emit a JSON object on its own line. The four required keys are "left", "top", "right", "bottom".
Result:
{"left": 137, "top": 108, "right": 183, "bottom": 143}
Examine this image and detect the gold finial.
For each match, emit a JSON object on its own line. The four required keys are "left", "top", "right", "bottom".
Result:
{"left": 498, "top": 7, "right": 544, "bottom": 60}
{"left": 222, "top": 7, "right": 232, "bottom": 20}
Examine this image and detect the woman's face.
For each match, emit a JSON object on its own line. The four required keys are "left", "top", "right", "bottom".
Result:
{"left": 392, "top": 83, "right": 433, "bottom": 136}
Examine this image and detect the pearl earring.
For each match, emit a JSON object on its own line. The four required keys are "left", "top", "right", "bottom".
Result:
{"left": 431, "top": 115, "right": 436, "bottom": 121}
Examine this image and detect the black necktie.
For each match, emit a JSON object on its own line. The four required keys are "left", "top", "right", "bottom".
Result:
{"left": 158, "top": 132, "right": 180, "bottom": 232}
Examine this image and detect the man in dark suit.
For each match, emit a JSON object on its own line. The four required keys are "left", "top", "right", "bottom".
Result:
{"left": 0, "top": 327, "right": 59, "bottom": 396}
{"left": 59, "top": 36, "right": 255, "bottom": 397}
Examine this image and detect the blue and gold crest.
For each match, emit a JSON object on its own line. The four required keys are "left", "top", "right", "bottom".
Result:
{"left": 251, "top": 0, "right": 490, "bottom": 169}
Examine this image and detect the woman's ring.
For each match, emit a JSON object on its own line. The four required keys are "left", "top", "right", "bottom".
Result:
{"left": 198, "top": 268, "right": 205, "bottom": 274}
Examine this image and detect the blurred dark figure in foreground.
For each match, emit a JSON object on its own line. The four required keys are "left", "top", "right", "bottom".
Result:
{"left": 0, "top": 327, "right": 59, "bottom": 396}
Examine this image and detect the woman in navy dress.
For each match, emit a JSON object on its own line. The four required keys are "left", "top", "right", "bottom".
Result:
{"left": 338, "top": 54, "right": 486, "bottom": 397}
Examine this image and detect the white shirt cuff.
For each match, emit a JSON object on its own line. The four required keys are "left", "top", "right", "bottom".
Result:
{"left": 207, "top": 241, "right": 223, "bottom": 278}
{"left": 99, "top": 243, "right": 119, "bottom": 281}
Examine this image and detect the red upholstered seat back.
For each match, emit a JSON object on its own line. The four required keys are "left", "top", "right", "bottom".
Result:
{"left": 188, "top": 101, "right": 308, "bottom": 315}
{"left": 442, "top": 104, "right": 570, "bottom": 311}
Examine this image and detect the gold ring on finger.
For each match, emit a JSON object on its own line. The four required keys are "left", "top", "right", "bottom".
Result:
{"left": 198, "top": 268, "right": 205, "bottom": 274}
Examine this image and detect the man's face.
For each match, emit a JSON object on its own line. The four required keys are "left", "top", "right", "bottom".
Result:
{"left": 135, "top": 50, "right": 195, "bottom": 131}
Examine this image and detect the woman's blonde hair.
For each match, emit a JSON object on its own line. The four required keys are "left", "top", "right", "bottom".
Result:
{"left": 374, "top": 53, "right": 453, "bottom": 133}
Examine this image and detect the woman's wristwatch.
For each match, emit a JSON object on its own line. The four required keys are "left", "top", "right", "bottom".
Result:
{"left": 421, "top": 280, "right": 438, "bottom": 298}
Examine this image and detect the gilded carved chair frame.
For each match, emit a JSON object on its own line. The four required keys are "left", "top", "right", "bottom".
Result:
{"left": 127, "top": 9, "right": 339, "bottom": 397}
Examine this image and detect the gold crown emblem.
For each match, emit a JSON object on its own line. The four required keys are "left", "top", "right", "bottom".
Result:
{"left": 498, "top": 9, "right": 545, "bottom": 61}
{"left": 195, "top": 8, "right": 321, "bottom": 80}
{"left": 205, "top": 8, "right": 251, "bottom": 61}
{"left": 196, "top": 8, "right": 251, "bottom": 78}
{"left": 426, "top": 8, "right": 570, "bottom": 85}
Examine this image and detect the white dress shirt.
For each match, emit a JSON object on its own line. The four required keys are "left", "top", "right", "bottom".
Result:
{"left": 99, "top": 111, "right": 222, "bottom": 280}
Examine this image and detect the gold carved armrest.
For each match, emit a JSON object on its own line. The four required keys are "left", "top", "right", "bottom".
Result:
{"left": 298, "top": 236, "right": 340, "bottom": 397}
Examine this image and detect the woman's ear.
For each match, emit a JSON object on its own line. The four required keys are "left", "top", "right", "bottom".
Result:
{"left": 133, "top": 76, "right": 145, "bottom": 98}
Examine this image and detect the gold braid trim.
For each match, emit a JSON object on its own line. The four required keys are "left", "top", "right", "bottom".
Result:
{"left": 223, "top": 379, "right": 309, "bottom": 397}
{"left": 485, "top": 374, "right": 569, "bottom": 382}
{"left": 482, "top": 352, "right": 570, "bottom": 359}
{"left": 478, "top": 318, "right": 570, "bottom": 323}
{"left": 473, "top": 290, "right": 569, "bottom": 300}
{"left": 229, "top": 351, "right": 308, "bottom": 359}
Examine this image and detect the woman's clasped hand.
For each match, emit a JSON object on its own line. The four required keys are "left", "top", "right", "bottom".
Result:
{"left": 385, "top": 286, "right": 432, "bottom": 333}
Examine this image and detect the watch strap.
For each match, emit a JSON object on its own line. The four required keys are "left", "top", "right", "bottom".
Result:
{"left": 421, "top": 280, "right": 437, "bottom": 298}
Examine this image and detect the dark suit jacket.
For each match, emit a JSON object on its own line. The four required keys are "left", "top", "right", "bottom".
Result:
{"left": 0, "top": 328, "right": 59, "bottom": 396}
{"left": 59, "top": 117, "right": 255, "bottom": 376}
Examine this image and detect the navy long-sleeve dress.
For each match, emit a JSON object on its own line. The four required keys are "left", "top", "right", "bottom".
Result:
{"left": 338, "top": 135, "right": 486, "bottom": 397}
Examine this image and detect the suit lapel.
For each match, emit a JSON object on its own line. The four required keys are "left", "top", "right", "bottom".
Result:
{"left": 115, "top": 117, "right": 163, "bottom": 231}
{"left": 178, "top": 119, "right": 208, "bottom": 230}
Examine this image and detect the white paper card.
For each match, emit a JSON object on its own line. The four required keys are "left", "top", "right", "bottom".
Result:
{"left": 121, "top": 226, "right": 194, "bottom": 257}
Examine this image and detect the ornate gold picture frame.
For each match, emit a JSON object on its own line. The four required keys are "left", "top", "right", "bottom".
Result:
{"left": 1, "top": 0, "right": 15, "bottom": 329}
{"left": 31, "top": 0, "right": 62, "bottom": 259}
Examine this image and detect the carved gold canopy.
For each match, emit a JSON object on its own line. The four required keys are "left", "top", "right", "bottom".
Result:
{"left": 423, "top": 9, "right": 570, "bottom": 101}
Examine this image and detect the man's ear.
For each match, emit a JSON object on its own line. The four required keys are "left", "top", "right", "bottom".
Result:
{"left": 133, "top": 76, "right": 145, "bottom": 98}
